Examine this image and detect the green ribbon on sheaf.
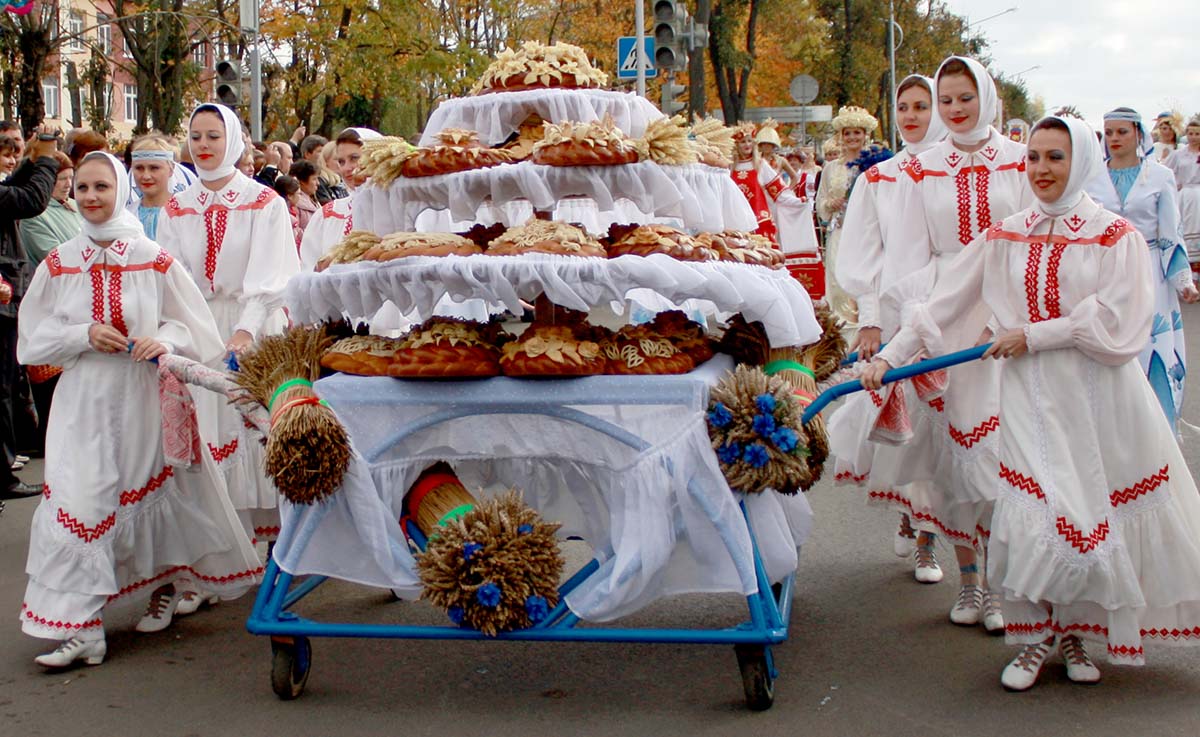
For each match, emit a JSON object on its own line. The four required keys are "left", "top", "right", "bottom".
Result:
{"left": 763, "top": 360, "right": 814, "bottom": 379}
{"left": 269, "top": 378, "right": 315, "bottom": 409}
{"left": 437, "top": 504, "right": 474, "bottom": 527}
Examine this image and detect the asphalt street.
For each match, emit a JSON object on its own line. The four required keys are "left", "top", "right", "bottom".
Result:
{"left": 3, "top": 305, "right": 1200, "bottom": 737}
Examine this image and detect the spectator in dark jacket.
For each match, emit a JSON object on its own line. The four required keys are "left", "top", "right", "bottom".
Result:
{"left": 0, "top": 126, "right": 60, "bottom": 499}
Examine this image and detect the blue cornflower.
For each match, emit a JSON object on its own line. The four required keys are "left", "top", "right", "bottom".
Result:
{"left": 743, "top": 443, "right": 770, "bottom": 468}
{"left": 447, "top": 605, "right": 465, "bottom": 624}
{"left": 517, "top": 524, "right": 533, "bottom": 535}
{"left": 525, "top": 595, "right": 550, "bottom": 623}
{"left": 462, "top": 542, "right": 483, "bottom": 562}
{"left": 476, "top": 582, "right": 502, "bottom": 608}
{"left": 754, "top": 394, "right": 777, "bottom": 414}
{"left": 752, "top": 413, "right": 776, "bottom": 436}
{"left": 717, "top": 442, "right": 742, "bottom": 464}
{"left": 770, "top": 427, "right": 799, "bottom": 453}
{"left": 707, "top": 402, "right": 733, "bottom": 428}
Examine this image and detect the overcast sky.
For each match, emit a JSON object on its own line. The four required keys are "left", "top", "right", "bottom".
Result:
{"left": 943, "top": 0, "right": 1200, "bottom": 129}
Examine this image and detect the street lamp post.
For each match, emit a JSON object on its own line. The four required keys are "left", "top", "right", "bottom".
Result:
{"left": 967, "top": 6, "right": 1017, "bottom": 28}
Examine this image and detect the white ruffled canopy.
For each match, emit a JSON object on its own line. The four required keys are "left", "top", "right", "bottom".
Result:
{"left": 354, "top": 161, "right": 757, "bottom": 235}
{"left": 419, "top": 88, "right": 666, "bottom": 146}
{"left": 285, "top": 253, "right": 822, "bottom": 348}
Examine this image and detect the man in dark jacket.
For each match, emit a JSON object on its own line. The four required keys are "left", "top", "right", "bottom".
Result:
{"left": 0, "top": 126, "right": 59, "bottom": 500}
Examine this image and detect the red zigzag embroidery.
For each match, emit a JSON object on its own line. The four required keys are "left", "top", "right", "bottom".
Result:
{"left": 1056, "top": 516, "right": 1109, "bottom": 554}
{"left": 999, "top": 463, "right": 1046, "bottom": 502}
{"left": 1110, "top": 466, "right": 1169, "bottom": 507}
{"left": 949, "top": 415, "right": 999, "bottom": 448}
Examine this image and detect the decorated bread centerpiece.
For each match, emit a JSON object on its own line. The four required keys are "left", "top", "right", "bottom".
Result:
{"left": 602, "top": 323, "right": 696, "bottom": 375}
{"left": 400, "top": 128, "right": 516, "bottom": 178}
{"left": 531, "top": 117, "right": 640, "bottom": 167}
{"left": 647, "top": 310, "right": 715, "bottom": 365}
{"left": 606, "top": 223, "right": 697, "bottom": 258}
{"left": 486, "top": 218, "right": 607, "bottom": 258}
{"left": 500, "top": 321, "right": 609, "bottom": 377}
{"left": 389, "top": 317, "right": 509, "bottom": 378}
{"left": 320, "top": 334, "right": 403, "bottom": 376}
{"left": 316, "top": 230, "right": 383, "bottom": 271}
{"left": 471, "top": 41, "right": 609, "bottom": 95}
{"left": 363, "top": 231, "right": 483, "bottom": 261}
{"left": 356, "top": 136, "right": 417, "bottom": 188}
{"left": 696, "top": 231, "right": 785, "bottom": 268}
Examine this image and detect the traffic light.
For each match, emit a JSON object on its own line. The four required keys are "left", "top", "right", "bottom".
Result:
{"left": 661, "top": 80, "right": 686, "bottom": 115}
{"left": 653, "top": 0, "right": 688, "bottom": 72}
{"left": 215, "top": 59, "right": 241, "bottom": 106}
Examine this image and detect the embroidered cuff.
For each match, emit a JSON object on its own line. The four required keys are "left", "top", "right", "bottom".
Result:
{"left": 70, "top": 323, "right": 92, "bottom": 355}
{"left": 1025, "top": 318, "right": 1073, "bottom": 353}
{"left": 855, "top": 293, "right": 881, "bottom": 329}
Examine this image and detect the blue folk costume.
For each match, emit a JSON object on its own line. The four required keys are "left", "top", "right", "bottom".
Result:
{"left": 1086, "top": 108, "right": 1190, "bottom": 432}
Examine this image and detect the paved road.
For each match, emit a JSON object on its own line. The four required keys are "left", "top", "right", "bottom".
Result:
{"left": 3, "top": 306, "right": 1200, "bottom": 737}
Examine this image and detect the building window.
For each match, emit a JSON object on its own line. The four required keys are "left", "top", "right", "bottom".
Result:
{"left": 124, "top": 84, "right": 138, "bottom": 122}
{"left": 97, "top": 14, "right": 112, "bottom": 56}
{"left": 192, "top": 40, "right": 207, "bottom": 68}
{"left": 42, "top": 76, "right": 60, "bottom": 119}
{"left": 67, "top": 10, "right": 84, "bottom": 51}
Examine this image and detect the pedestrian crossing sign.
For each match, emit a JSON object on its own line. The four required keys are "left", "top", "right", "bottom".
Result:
{"left": 616, "top": 36, "right": 657, "bottom": 80}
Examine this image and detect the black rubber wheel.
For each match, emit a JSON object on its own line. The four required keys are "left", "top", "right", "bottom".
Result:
{"left": 270, "top": 636, "right": 311, "bottom": 700}
{"left": 735, "top": 644, "right": 776, "bottom": 711}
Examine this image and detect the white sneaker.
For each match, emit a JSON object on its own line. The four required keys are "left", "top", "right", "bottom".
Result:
{"left": 34, "top": 637, "right": 106, "bottom": 668}
{"left": 950, "top": 584, "right": 984, "bottom": 625}
{"left": 1000, "top": 640, "right": 1054, "bottom": 691}
{"left": 135, "top": 585, "right": 182, "bottom": 633}
{"left": 175, "top": 591, "right": 219, "bottom": 617}
{"left": 894, "top": 527, "right": 916, "bottom": 557}
{"left": 983, "top": 589, "right": 1005, "bottom": 634}
{"left": 1059, "top": 635, "right": 1101, "bottom": 684}
{"left": 913, "top": 545, "right": 944, "bottom": 584}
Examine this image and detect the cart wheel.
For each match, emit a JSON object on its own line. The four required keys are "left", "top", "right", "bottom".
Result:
{"left": 734, "top": 644, "right": 776, "bottom": 711}
{"left": 270, "top": 636, "right": 311, "bottom": 700}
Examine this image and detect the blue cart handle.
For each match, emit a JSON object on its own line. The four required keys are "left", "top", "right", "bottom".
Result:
{"left": 802, "top": 343, "right": 992, "bottom": 425}
{"left": 841, "top": 342, "right": 889, "bottom": 366}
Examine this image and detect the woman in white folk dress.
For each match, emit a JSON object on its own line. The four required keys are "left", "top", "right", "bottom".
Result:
{"left": 882, "top": 57, "right": 1032, "bottom": 634}
{"left": 298, "top": 127, "right": 380, "bottom": 271}
{"left": 18, "top": 152, "right": 260, "bottom": 668}
{"left": 865, "top": 115, "right": 1200, "bottom": 691}
{"left": 828, "top": 74, "right": 948, "bottom": 576}
{"left": 156, "top": 104, "right": 300, "bottom": 548}
{"left": 1166, "top": 116, "right": 1200, "bottom": 266}
{"left": 1087, "top": 108, "right": 1199, "bottom": 433}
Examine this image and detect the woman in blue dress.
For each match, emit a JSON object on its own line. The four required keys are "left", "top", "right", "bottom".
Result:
{"left": 1086, "top": 107, "right": 1199, "bottom": 433}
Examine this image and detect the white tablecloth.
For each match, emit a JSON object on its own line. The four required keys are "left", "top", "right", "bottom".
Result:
{"left": 286, "top": 253, "right": 821, "bottom": 348}
{"left": 270, "top": 355, "right": 813, "bottom": 622}
{"left": 419, "top": 88, "right": 666, "bottom": 147}
{"left": 354, "top": 161, "right": 757, "bottom": 235}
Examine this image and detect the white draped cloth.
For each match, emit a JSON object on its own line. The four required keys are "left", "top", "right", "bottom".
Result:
{"left": 157, "top": 172, "right": 301, "bottom": 541}
{"left": 419, "top": 88, "right": 666, "bottom": 147}
{"left": 881, "top": 194, "right": 1200, "bottom": 664}
{"left": 272, "top": 356, "right": 814, "bottom": 622}
{"left": 16, "top": 235, "right": 260, "bottom": 640}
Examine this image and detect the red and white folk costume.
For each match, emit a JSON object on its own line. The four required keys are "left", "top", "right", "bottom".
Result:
{"left": 878, "top": 58, "right": 1032, "bottom": 544}
{"left": 828, "top": 75, "right": 949, "bottom": 524}
{"left": 299, "top": 197, "right": 354, "bottom": 271}
{"left": 156, "top": 104, "right": 300, "bottom": 542}
{"left": 731, "top": 125, "right": 782, "bottom": 244}
{"left": 883, "top": 117, "right": 1200, "bottom": 665}
{"left": 17, "top": 153, "right": 259, "bottom": 646}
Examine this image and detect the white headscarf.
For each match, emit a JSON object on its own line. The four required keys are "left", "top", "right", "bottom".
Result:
{"left": 79, "top": 151, "right": 146, "bottom": 243}
{"left": 934, "top": 56, "right": 998, "bottom": 147}
{"left": 1101, "top": 107, "right": 1154, "bottom": 159}
{"left": 188, "top": 103, "right": 245, "bottom": 182}
{"left": 347, "top": 127, "right": 382, "bottom": 142}
{"left": 896, "top": 74, "right": 948, "bottom": 155}
{"left": 1031, "top": 115, "right": 1104, "bottom": 218}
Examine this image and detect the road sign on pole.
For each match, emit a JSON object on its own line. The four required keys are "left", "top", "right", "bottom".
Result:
{"left": 743, "top": 106, "right": 832, "bottom": 124}
{"left": 617, "top": 36, "right": 657, "bottom": 80}
{"left": 788, "top": 74, "right": 819, "bottom": 104}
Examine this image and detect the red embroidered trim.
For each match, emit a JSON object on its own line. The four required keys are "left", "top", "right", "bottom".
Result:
{"left": 203, "top": 208, "right": 228, "bottom": 290}
{"left": 106, "top": 563, "right": 264, "bottom": 602}
{"left": 255, "top": 525, "right": 282, "bottom": 537}
{"left": 45, "top": 249, "right": 64, "bottom": 276}
{"left": 152, "top": 249, "right": 173, "bottom": 273}
{"left": 108, "top": 270, "right": 127, "bottom": 336}
{"left": 1023, "top": 242, "right": 1043, "bottom": 322}
{"left": 1056, "top": 516, "right": 1109, "bottom": 554}
{"left": 954, "top": 169, "right": 972, "bottom": 246}
{"left": 166, "top": 188, "right": 278, "bottom": 218}
{"left": 57, "top": 508, "right": 117, "bottom": 542}
{"left": 1107, "top": 644, "right": 1144, "bottom": 659}
{"left": 1110, "top": 465, "right": 1170, "bottom": 507}
{"left": 927, "top": 397, "right": 945, "bottom": 412}
{"left": 1142, "top": 626, "right": 1200, "bottom": 639}
{"left": 974, "top": 167, "right": 992, "bottom": 234}
{"left": 1006, "top": 619, "right": 1109, "bottom": 637}
{"left": 864, "top": 165, "right": 896, "bottom": 184}
{"left": 209, "top": 438, "right": 239, "bottom": 463}
{"left": 986, "top": 221, "right": 1133, "bottom": 248}
{"left": 343, "top": 214, "right": 353, "bottom": 236}
{"left": 948, "top": 415, "right": 999, "bottom": 448}
{"left": 867, "top": 490, "right": 974, "bottom": 543}
{"left": 835, "top": 470, "right": 869, "bottom": 485}
{"left": 20, "top": 604, "right": 103, "bottom": 631}
{"left": 867, "top": 390, "right": 884, "bottom": 408}
{"left": 1044, "top": 244, "right": 1066, "bottom": 319}
{"left": 999, "top": 463, "right": 1046, "bottom": 502}
{"left": 900, "top": 157, "right": 924, "bottom": 182}
{"left": 322, "top": 200, "right": 349, "bottom": 219}
{"left": 118, "top": 465, "right": 174, "bottom": 506}
{"left": 89, "top": 269, "right": 104, "bottom": 323}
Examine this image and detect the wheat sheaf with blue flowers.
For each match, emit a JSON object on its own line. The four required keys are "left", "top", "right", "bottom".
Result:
{"left": 416, "top": 490, "right": 565, "bottom": 636}
{"left": 706, "top": 365, "right": 812, "bottom": 495}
